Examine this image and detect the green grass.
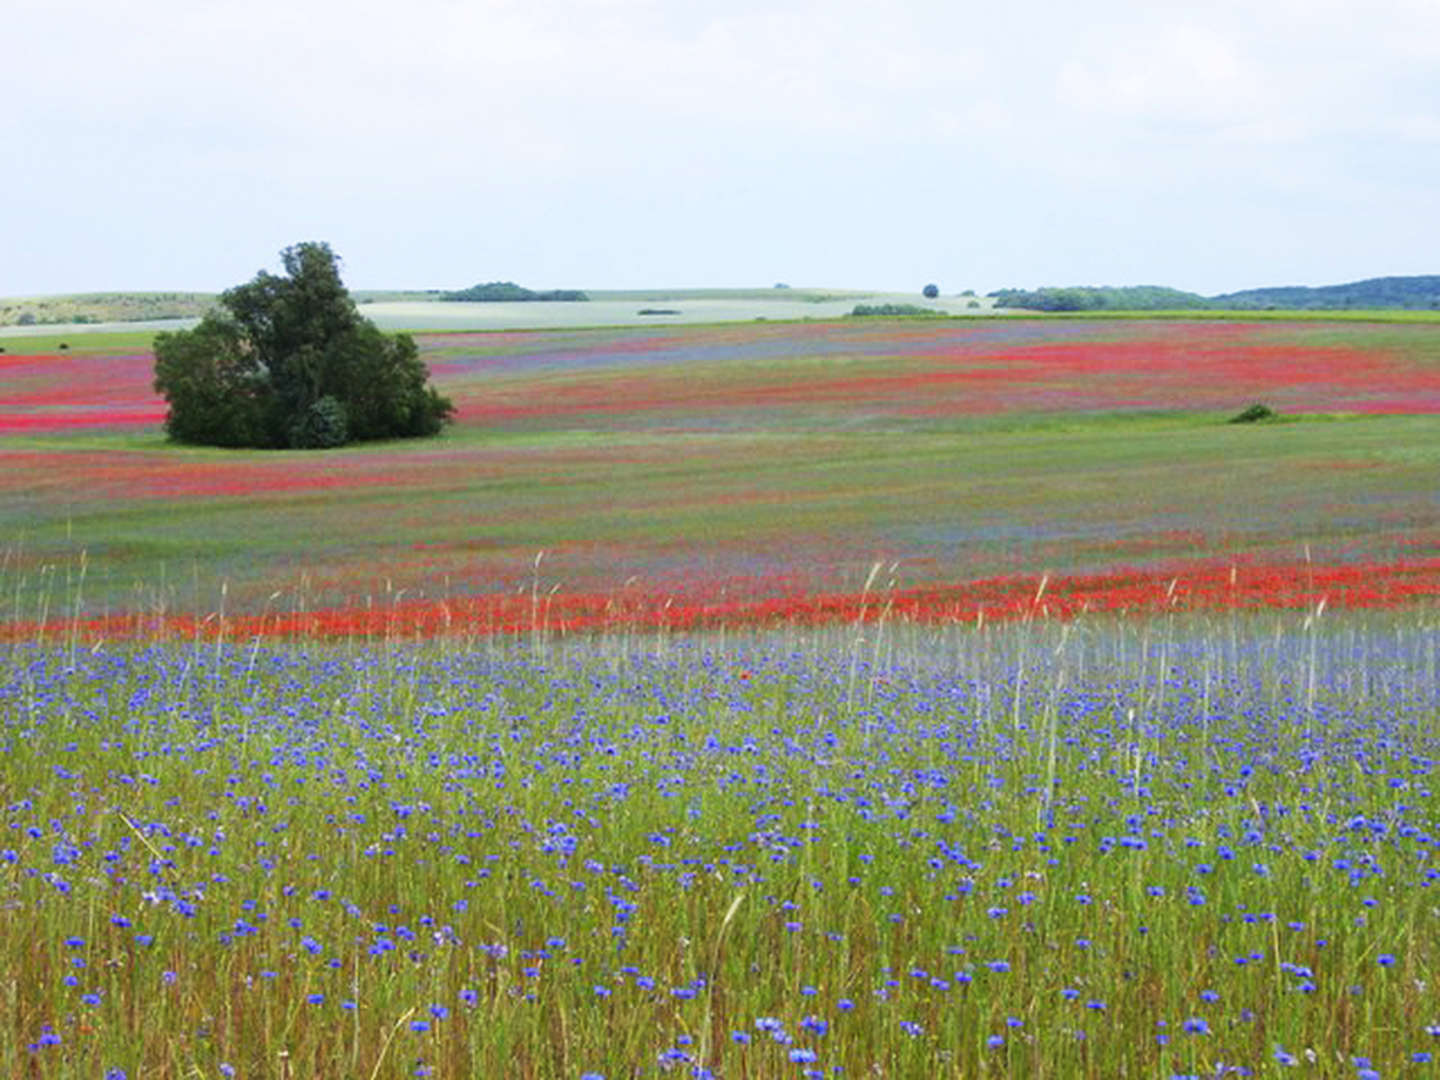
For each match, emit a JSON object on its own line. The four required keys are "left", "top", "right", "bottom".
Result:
{"left": 0, "top": 330, "right": 160, "bottom": 353}
{"left": 1, "top": 611, "right": 1437, "bottom": 1077}
{"left": 6, "top": 410, "right": 1439, "bottom": 615}
{"left": 4, "top": 316, "right": 1440, "bottom": 617}
{"left": 3, "top": 314, "right": 1439, "bottom": 1077}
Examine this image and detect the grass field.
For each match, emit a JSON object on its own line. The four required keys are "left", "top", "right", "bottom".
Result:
{"left": 3, "top": 614, "right": 1438, "bottom": 1078}
{"left": 2, "top": 316, "right": 1439, "bottom": 631}
{"left": 2, "top": 313, "right": 1438, "bottom": 1077}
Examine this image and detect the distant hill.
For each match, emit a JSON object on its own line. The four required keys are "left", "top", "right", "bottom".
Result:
{"left": 990, "top": 275, "right": 1440, "bottom": 312}
{"left": 0, "top": 291, "right": 216, "bottom": 327}
{"left": 442, "top": 282, "right": 589, "bottom": 302}
{"left": 1214, "top": 275, "right": 1440, "bottom": 310}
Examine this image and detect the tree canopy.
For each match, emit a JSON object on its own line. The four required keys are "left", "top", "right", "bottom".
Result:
{"left": 153, "top": 243, "right": 453, "bottom": 449}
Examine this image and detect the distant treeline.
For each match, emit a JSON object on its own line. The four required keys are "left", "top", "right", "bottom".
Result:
{"left": 850, "top": 303, "right": 946, "bottom": 318}
{"left": 989, "top": 275, "right": 1440, "bottom": 312}
{"left": 442, "top": 282, "right": 589, "bottom": 302}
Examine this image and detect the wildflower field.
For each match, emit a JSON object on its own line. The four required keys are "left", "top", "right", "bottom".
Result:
{"left": 2, "top": 315, "right": 1439, "bottom": 1076}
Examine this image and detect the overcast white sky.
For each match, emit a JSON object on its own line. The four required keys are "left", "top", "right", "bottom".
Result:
{"left": 5, "top": 0, "right": 1438, "bottom": 296}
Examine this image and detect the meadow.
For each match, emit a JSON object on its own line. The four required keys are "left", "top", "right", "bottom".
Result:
{"left": 2, "top": 314, "right": 1439, "bottom": 1077}
{"left": 2, "top": 316, "right": 1439, "bottom": 631}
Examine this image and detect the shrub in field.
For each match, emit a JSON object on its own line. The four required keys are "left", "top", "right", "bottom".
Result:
{"left": 1229, "top": 402, "right": 1278, "bottom": 423}
{"left": 922, "top": 282, "right": 940, "bottom": 299}
{"left": 152, "top": 242, "right": 453, "bottom": 449}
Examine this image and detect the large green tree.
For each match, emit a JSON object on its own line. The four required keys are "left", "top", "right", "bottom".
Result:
{"left": 153, "top": 243, "right": 454, "bottom": 448}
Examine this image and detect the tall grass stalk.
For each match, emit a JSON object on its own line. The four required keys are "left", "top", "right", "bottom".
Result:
{"left": 0, "top": 586, "right": 1436, "bottom": 1076}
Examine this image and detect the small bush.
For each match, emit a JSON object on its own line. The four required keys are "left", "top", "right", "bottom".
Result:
{"left": 1229, "top": 403, "right": 1278, "bottom": 424}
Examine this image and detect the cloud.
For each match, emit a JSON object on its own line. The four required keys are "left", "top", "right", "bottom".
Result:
{"left": 2, "top": 0, "right": 1436, "bottom": 294}
{"left": 1056, "top": 23, "right": 1257, "bottom": 127}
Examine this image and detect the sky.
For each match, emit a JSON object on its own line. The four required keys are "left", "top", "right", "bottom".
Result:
{"left": 5, "top": 0, "right": 1438, "bottom": 296}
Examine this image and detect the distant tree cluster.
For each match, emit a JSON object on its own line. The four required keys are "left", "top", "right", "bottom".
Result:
{"left": 442, "top": 282, "right": 589, "bottom": 302}
{"left": 850, "top": 303, "right": 947, "bottom": 318}
{"left": 988, "top": 285, "right": 1212, "bottom": 312}
{"left": 153, "top": 243, "right": 453, "bottom": 449}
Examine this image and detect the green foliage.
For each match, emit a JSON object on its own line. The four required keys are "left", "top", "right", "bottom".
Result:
{"left": 922, "top": 283, "right": 940, "bottom": 299}
{"left": 989, "top": 284, "right": 1212, "bottom": 312}
{"left": 288, "top": 395, "right": 349, "bottom": 449}
{"left": 850, "top": 303, "right": 945, "bottom": 317}
{"left": 1229, "top": 402, "right": 1279, "bottom": 424}
{"left": 151, "top": 317, "right": 268, "bottom": 447}
{"left": 442, "top": 281, "right": 589, "bottom": 302}
{"left": 152, "top": 243, "right": 454, "bottom": 449}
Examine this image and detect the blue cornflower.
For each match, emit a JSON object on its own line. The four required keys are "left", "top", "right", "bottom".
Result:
{"left": 1182, "top": 1017, "right": 1210, "bottom": 1035}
